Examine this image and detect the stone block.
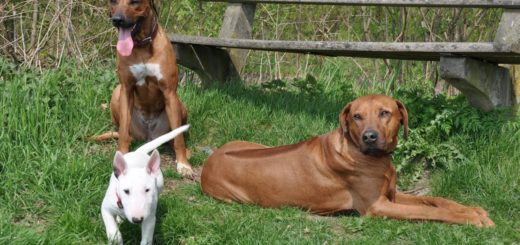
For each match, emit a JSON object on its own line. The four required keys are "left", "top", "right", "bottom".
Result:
{"left": 440, "top": 56, "right": 513, "bottom": 111}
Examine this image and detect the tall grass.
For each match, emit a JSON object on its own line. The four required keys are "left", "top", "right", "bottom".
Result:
{"left": 0, "top": 0, "right": 502, "bottom": 84}
{"left": 1, "top": 58, "right": 519, "bottom": 243}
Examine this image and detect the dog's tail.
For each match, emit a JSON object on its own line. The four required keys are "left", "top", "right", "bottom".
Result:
{"left": 135, "top": 125, "right": 190, "bottom": 154}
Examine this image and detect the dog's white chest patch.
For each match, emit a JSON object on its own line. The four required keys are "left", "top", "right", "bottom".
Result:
{"left": 129, "top": 63, "right": 163, "bottom": 86}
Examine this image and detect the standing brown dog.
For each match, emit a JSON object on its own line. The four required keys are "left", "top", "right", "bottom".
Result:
{"left": 201, "top": 94, "right": 494, "bottom": 227}
{"left": 107, "top": 0, "right": 193, "bottom": 177}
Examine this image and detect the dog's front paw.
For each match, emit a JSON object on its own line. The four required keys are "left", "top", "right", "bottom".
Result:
{"left": 459, "top": 206, "right": 491, "bottom": 223}
{"left": 108, "top": 232, "right": 123, "bottom": 245}
{"left": 472, "top": 207, "right": 494, "bottom": 228}
{"left": 176, "top": 162, "right": 195, "bottom": 179}
{"left": 480, "top": 216, "right": 495, "bottom": 228}
{"left": 467, "top": 213, "right": 495, "bottom": 228}
{"left": 470, "top": 206, "right": 489, "bottom": 217}
{"left": 474, "top": 215, "right": 495, "bottom": 228}
{"left": 116, "top": 215, "right": 123, "bottom": 225}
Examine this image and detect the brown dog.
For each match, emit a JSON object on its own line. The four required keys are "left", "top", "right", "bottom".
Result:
{"left": 201, "top": 94, "right": 494, "bottom": 227}
{"left": 106, "top": 0, "right": 193, "bottom": 177}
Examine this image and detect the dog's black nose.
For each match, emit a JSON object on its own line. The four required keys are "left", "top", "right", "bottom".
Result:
{"left": 111, "top": 14, "right": 124, "bottom": 27}
{"left": 362, "top": 130, "right": 378, "bottom": 144}
{"left": 132, "top": 217, "right": 144, "bottom": 224}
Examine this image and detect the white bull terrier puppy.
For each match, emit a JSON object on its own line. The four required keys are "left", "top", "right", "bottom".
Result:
{"left": 101, "top": 125, "right": 190, "bottom": 245}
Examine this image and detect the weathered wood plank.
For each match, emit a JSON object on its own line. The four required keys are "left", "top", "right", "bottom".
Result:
{"left": 170, "top": 34, "right": 520, "bottom": 64}
{"left": 200, "top": 0, "right": 520, "bottom": 8}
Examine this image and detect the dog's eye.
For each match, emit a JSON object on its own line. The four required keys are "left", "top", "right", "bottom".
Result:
{"left": 145, "top": 188, "right": 150, "bottom": 193}
{"left": 380, "top": 110, "right": 391, "bottom": 117}
{"left": 130, "top": 0, "right": 140, "bottom": 4}
{"left": 110, "top": 0, "right": 117, "bottom": 4}
{"left": 353, "top": 114, "right": 362, "bottom": 120}
{"left": 124, "top": 189, "right": 130, "bottom": 195}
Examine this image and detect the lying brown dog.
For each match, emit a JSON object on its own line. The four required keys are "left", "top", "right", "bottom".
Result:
{"left": 201, "top": 94, "right": 494, "bottom": 227}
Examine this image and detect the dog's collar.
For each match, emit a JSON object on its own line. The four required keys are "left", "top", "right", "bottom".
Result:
{"left": 115, "top": 191, "right": 123, "bottom": 209}
{"left": 132, "top": 14, "right": 158, "bottom": 47}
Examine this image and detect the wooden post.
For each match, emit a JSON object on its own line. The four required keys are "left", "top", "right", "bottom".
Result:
{"left": 493, "top": 9, "right": 520, "bottom": 106}
{"left": 172, "top": 3, "right": 256, "bottom": 83}
{"left": 219, "top": 3, "right": 256, "bottom": 73}
{"left": 494, "top": 9, "right": 520, "bottom": 53}
{"left": 514, "top": 65, "right": 520, "bottom": 105}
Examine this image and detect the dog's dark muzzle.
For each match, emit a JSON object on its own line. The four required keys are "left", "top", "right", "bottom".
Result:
{"left": 360, "top": 129, "right": 388, "bottom": 156}
{"left": 361, "top": 146, "right": 387, "bottom": 157}
{"left": 111, "top": 14, "right": 135, "bottom": 28}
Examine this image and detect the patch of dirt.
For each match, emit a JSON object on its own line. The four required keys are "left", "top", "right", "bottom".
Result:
{"left": 195, "top": 146, "right": 215, "bottom": 156}
{"left": 161, "top": 153, "right": 202, "bottom": 194}
{"left": 162, "top": 170, "right": 201, "bottom": 194}
{"left": 13, "top": 200, "right": 48, "bottom": 234}
{"left": 160, "top": 153, "right": 177, "bottom": 169}
{"left": 402, "top": 170, "right": 431, "bottom": 196}
{"left": 85, "top": 138, "right": 118, "bottom": 156}
{"left": 14, "top": 213, "right": 47, "bottom": 230}
{"left": 305, "top": 213, "right": 363, "bottom": 240}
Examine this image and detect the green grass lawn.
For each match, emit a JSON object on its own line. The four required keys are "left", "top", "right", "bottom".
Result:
{"left": 1, "top": 60, "right": 519, "bottom": 244}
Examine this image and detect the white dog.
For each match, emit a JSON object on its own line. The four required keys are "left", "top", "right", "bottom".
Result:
{"left": 101, "top": 125, "right": 190, "bottom": 245}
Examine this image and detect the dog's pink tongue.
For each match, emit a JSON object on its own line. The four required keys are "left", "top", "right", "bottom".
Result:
{"left": 116, "top": 28, "right": 133, "bottom": 57}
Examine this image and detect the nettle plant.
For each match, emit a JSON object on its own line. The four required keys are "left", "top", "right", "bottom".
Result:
{"left": 392, "top": 90, "right": 518, "bottom": 185}
{"left": 394, "top": 109, "right": 467, "bottom": 178}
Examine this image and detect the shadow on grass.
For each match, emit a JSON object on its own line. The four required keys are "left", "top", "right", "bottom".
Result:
{"left": 197, "top": 80, "right": 354, "bottom": 124}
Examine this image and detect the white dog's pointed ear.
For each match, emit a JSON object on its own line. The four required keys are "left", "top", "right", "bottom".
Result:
{"left": 147, "top": 150, "right": 161, "bottom": 176}
{"left": 113, "top": 151, "right": 127, "bottom": 178}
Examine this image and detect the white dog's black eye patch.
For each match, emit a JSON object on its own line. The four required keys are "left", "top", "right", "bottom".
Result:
{"left": 124, "top": 189, "right": 130, "bottom": 195}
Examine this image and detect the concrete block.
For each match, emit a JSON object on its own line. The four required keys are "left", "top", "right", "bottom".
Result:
{"left": 440, "top": 56, "right": 513, "bottom": 111}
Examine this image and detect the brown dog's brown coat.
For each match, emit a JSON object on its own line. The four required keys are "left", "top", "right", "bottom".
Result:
{"left": 107, "top": 0, "right": 193, "bottom": 176}
{"left": 201, "top": 94, "right": 494, "bottom": 227}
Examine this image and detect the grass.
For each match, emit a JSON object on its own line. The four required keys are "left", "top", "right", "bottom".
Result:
{"left": 1, "top": 58, "right": 519, "bottom": 244}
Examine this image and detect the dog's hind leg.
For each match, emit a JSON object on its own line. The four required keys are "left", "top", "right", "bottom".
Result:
{"left": 86, "top": 131, "right": 119, "bottom": 142}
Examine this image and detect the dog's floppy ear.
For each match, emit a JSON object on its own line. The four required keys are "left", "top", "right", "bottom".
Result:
{"left": 395, "top": 100, "right": 409, "bottom": 140}
{"left": 339, "top": 102, "right": 352, "bottom": 136}
{"left": 113, "top": 151, "right": 127, "bottom": 178}
{"left": 147, "top": 149, "right": 161, "bottom": 177}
